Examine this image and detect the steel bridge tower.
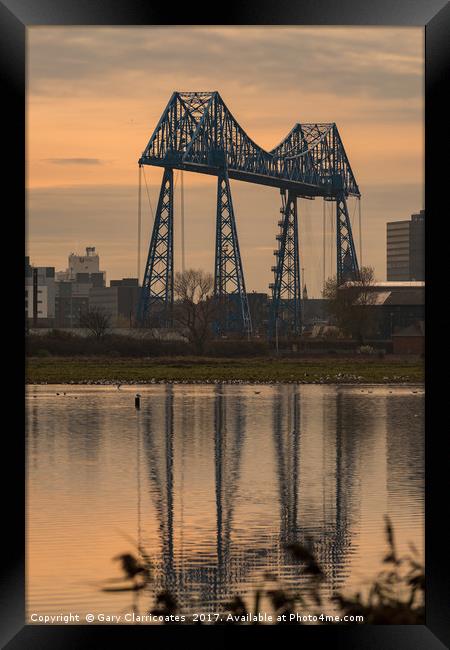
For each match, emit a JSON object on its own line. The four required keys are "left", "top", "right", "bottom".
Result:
{"left": 335, "top": 189, "right": 360, "bottom": 286}
{"left": 214, "top": 170, "right": 251, "bottom": 335}
{"left": 137, "top": 92, "right": 360, "bottom": 335}
{"left": 138, "top": 167, "right": 174, "bottom": 327}
{"left": 270, "top": 190, "right": 302, "bottom": 337}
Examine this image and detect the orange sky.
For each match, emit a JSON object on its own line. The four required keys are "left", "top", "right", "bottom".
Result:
{"left": 27, "top": 27, "right": 424, "bottom": 296}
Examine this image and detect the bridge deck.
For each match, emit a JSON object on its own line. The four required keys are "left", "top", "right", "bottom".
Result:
{"left": 138, "top": 91, "right": 360, "bottom": 199}
{"left": 139, "top": 158, "right": 331, "bottom": 197}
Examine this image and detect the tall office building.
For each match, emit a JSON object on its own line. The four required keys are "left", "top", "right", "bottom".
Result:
{"left": 386, "top": 210, "right": 425, "bottom": 281}
{"left": 409, "top": 211, "right": 425, "bottom": 281}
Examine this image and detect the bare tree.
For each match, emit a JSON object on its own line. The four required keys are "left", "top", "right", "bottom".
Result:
{"left": 322, "top": 266, "right": 377, "bottom": 343}
{"left": 79, "top": 307, "right": 111, "bottom": 339}
{"left": 173, "top": 269, "right": 218, "bottom": 354}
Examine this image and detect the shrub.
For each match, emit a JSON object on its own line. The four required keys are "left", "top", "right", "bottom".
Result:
{"left": 35, "top": 348, "right": 51, "bottom": 357}
{"left": 26, "top": 332, "right": 193, "bottom": 357}
{"left": 205, "top": 340, "right": 270, "bottom": 357}
{"left": 357, "top": 345, "right": 375, "bottom": 355}
{"left": 105, "top": 516, "right": 423, "bottom": 625}
{"left": 47, "top": 329, "right": 75, "bottom": 340}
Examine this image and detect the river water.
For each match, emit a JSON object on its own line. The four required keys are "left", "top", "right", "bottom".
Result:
{"left": 26, "top": 383, "right": 424, "bottom": 623}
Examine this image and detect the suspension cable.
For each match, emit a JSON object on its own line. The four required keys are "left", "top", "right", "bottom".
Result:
{"left": 137, "top": 165, "right": 142, "bottom": 281}
{"left": 329, "top": 200, "right": 334, "bottom": 278}
{"left": 322, "top": 200, "right": 326, "bottom": 291}
{"left": 180, "top": 170, "right": 185, "bottom": 272}
{"left": 349, "top": 196, "right": 358, "bottom": 270}
{"left": 301, "top": 198, "right": 305, "bottom": 293}
{"left": 358, "top": 196, "right": 363, "bottom": 267}
{"left": 301, "top": 198, "right": 320, "bottom": 297}
{"left": 142, "top": 166, "right": 154, "bottom": 219}
{"left": 312, "top": 199, "right": 322, "bottom": 296}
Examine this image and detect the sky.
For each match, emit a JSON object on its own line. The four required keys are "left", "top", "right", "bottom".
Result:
{"left": 27, "top": 26, "right": 424, "bottom": 297}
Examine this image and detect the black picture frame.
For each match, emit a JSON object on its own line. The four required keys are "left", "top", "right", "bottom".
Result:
{"left": 2, "top": 1, "right": 448, "bottom": 647}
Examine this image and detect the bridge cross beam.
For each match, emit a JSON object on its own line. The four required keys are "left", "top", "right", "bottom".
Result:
{"left": 270, "top": 189, "right": 302, "bottom": 337}
{"left": 214, "top": 169, "right": 252, "bottom": 336}
{"left": 138, "top": 167, "right": 174, "bottom": 326}
{"left": 336, "top": 191, "right": 360, "bottom": 285}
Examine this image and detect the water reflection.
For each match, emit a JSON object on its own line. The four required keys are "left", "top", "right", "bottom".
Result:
{"left": 214, "top": 386, "right": 247, "bottom": 598}
{"left": 26, "top": 384, "right": 424, "bottom": 618}
{"left": 385, "top": 394, "right": 424, "bottom": 539}
{"left": 273, "top": 387, "right": 300, "bottom": 545}
{"left": 141, "top": 385, "right": 176, "bottom": 589}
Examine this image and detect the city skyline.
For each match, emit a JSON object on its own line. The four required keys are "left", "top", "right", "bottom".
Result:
{"left": 27, "top": 26, "right": 424, "bottom": 297}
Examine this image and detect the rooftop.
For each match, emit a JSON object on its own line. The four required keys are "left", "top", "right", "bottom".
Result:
{"left": 372, "top": 282, "right": 425, "bottom": 288}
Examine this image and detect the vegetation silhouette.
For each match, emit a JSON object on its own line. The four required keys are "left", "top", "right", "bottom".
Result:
{"left": 104, "top": 516, "right": 424, "bottom": 625}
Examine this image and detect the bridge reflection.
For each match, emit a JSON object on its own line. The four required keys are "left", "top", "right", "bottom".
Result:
{"left": 139, "top": 385, "right": 357, "bottom": 610}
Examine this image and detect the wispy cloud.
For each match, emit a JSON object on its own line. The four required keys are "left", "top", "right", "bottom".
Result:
{"left": 28, "top": 27, "right": 423, "bottom": 105}
{"left": 44, "top": 158, "right": 105, "bottom": 165}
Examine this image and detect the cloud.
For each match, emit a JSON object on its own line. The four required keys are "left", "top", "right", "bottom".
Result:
{"left": 44, "top": 158, "right": 105, "bottom": 165}
{"left": 28, "top": 27, "right": 423, "bottom": 107}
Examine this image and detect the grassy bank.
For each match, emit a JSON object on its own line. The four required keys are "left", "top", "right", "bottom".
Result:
{"left": 26, "top": 356, "right": 424, "bottom": 384}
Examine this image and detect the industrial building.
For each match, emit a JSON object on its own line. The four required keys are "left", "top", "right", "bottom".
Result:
{"left": 301, "top": 298, "right": 329, "bottom": 331}
{"left": 26, "top": 248, "right": 107, "bottom": 328}
{"left": 56, "top": 246, "right": 106, "bottom": 285}
{"left": 89, "top": 279, "right": 140, "bottom": 327}
{"left": 53, "top": 249, "right": 106, "bottom": 327}
{"left": 246, "top": 292, "right": 270, "bottom": 335}
{"left": 392, "top": 321, "right": 425, "bottom": 355}
{"left": 369, "top": 282, "right": 424, "bottom": 339}
{"left": 245, "top": 291, "right": 330, "bottom": 336}
{"left": 386, "top": 210, "right": 425, "bottom": 281}
{"left": 55, "top": 280, "right": 91, "bottom": 328}
{"left": 25, "top": 257, "right": 56, "bottom": 327}
{"left": 338, "top": 280, "right": 424, "bottom": 340}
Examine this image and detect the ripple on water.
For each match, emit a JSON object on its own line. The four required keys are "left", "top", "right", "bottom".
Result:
{"left": 26, "top": 384, "right": 424, "bottom": 620}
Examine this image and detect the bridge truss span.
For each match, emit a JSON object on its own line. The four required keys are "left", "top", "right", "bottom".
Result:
{"left": 138, "top": 91, "right": 361, "bottom": 334}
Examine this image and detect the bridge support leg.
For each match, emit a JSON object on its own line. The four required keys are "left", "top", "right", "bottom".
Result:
{"left": 214, "top": 170, "right": 252, "bottom": 336}
{"left": 269, "top": 190, "right": 302, "bottom": 337}
{"left": 138, "top": 167, "right": 174, "bottom": 326}
{"left": 336, "top": 191, "right": 360, "bottom": 285}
